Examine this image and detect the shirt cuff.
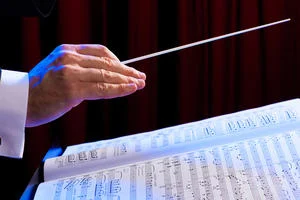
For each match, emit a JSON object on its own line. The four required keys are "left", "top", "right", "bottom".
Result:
{"left": 0, "top": 69, "right": 29, "bottom": 158}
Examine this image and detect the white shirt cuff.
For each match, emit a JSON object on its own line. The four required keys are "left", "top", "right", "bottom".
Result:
{"left": 0, "top": 69, "right": 29, "bottom": 158}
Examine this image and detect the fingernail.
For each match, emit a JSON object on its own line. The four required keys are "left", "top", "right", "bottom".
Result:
{"left": 139, "top": 72, "right": 146, "bottom": 80}
{"left": 137, "top": 79, "right": 145, "bottom": 89}
{"left": 127, "top": 83, "right": 137, "bottom": 91}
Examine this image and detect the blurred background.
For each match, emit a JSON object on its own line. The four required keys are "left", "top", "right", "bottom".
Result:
{"left": 0, "top": 0, "right": 299, "bottom": 199}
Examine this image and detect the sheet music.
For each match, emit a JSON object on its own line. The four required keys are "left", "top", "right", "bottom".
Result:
{"left": 44, "top": 99, "right": 300, "bottom": 181}
{"left": 35, "top": 130, "right": 300, "bottom": 200}
{"left": 63, "top": 99, "right": 300, "bottom": 155}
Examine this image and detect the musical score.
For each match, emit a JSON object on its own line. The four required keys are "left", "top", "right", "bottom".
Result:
{"left": 49, "top": 130, "right": 300, "bottom": 199}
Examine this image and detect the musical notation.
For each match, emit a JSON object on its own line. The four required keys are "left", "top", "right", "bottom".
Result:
{"left": 49, "top": 130, "right": 300, "bottom": 199}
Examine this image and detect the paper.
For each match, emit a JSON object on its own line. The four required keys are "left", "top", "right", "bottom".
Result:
{"left": 34, "top": 130, "right": 300, "bottom": 199}
{"left": 43, "top": 99, "right": 300, "bottom": 182}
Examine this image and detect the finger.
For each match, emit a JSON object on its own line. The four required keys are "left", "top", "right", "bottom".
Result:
{"left": 76, "top": 54, "right": 146, "bottom": 80}
{"left": 53, "top": 44, "right": 120, "bottom": 61}
{"left": 79, "top": 82, "right": 138, "bottom": 100}
{"left": 78, "top": 68, "right": 146, "bottom": 90}
{"left": 75, "top": 44, "right": 120, "bottom": 61}
{"left": 51, "top": 49, "right": 146, "bottom": 80}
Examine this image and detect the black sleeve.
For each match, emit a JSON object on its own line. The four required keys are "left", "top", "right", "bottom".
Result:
{"left": 0, "top": 0, "right": 56, "bottom": 17}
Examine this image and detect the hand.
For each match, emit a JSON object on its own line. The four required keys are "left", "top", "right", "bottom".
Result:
{"left": 26, "top": 44, "right": 146, "bottom": 127}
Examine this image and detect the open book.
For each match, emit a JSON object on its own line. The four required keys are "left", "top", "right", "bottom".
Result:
{"left": 33, "top": 99, "right": 300, "bottom": 199}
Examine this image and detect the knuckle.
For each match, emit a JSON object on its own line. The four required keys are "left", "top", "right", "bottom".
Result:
{"left": 99, "top": 45, "right": 119, "bottom": 61}
{"left": 51, "top": 66, "right": 73, "bottom": 87}
{"left": 50, "top": 65, "right": 75, "bottom": 83}
{"left": 101, "top": 57, "right": 115, "bottom": 68}
{"left": 125, "top": 67, "right": 133, "bottom": 74}
{"left": 59, "top": 65, "right": 71, "bottom": 77}
{"left": 123, "top": 66, "right": 134, "bottom": 76}
{"left": 118, "top": 84, "right": 127, "bottom": 92}
{"left": 57, "top": 51, "right": 76, "bottom": 64}
{"left": 98, "top": 69, "right": 105, "bottom": 81}
{"left": 57, "top": 44, "right": 71, "bottom": 51}
{"left": 96, "top": 83, "right": 106, "bottom": 96}
{"left": 98, "top": 45, "right": 109, "bottom": 54}
{"left": 101, "top": 70, "right": 112, "bottom": 82}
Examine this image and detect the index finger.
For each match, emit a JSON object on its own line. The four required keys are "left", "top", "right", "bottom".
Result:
{"left": 75, "top": 44, "right": 120, "bottom": 61}
{"left": 76, "top": 54, "right": 146, "bottom": 80}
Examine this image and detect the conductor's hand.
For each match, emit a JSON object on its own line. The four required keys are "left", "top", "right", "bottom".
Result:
{"left": 26, "top": 44, "right": 146, "bottom": 127}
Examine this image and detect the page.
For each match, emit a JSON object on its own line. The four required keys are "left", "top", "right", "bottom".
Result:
{"left": 63, "top": 99, "right": 300, "bottom": 155}
{"left": 44, "top": 98, "right": 300, "bottom": 181}
{"left": 35, "top": 129, "right": 300, "bottom": 199}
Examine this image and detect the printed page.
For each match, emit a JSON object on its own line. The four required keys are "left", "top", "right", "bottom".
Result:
{"left": 63, "top": 99, "right": 300, "bottom": 155}
{"left": 44, "top": 98, "right": 300, "bottom": 181}
{"left": 35, "top": 130, "right": 300, "bottom": 199}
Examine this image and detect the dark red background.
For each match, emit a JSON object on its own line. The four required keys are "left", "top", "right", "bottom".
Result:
{"left": 0, "top": 0, "right": 299, "bottom": 198}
